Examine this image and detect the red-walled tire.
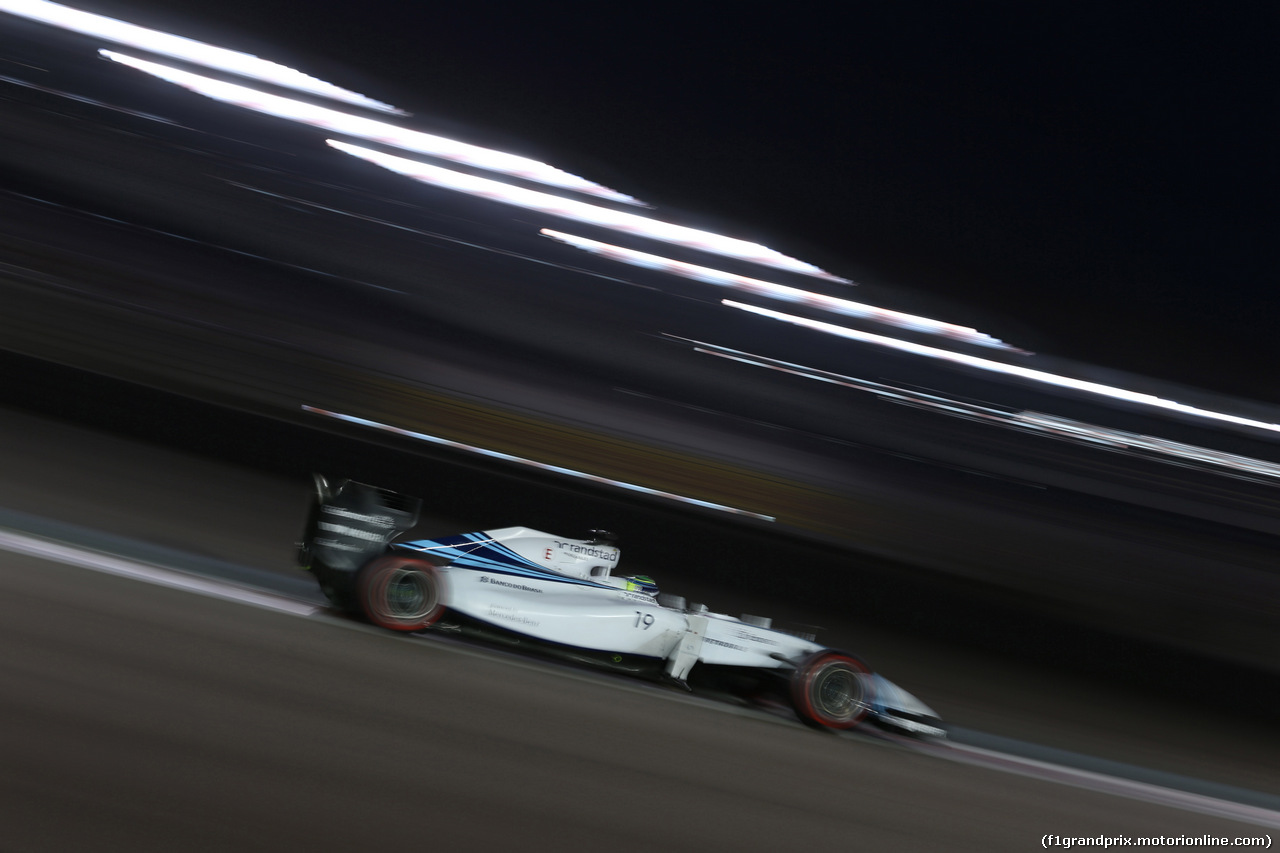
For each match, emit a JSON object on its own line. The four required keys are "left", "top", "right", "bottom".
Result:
{"left": 357, "top": 555, "right": 445, "bottom": 632}
{"left": 790, "top": 652, "right": 873, "bottom": 729}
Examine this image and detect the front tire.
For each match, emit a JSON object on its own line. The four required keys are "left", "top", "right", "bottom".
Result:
{"left": 357, "top": 556, "right": 445, "bottom": 632}
{"left": 790, "top": 652, "right": 873, "bottom": 729}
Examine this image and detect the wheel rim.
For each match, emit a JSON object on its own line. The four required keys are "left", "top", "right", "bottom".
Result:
{"left": 812, "top": 663, "right": 866, "bottom": 722}
{"left": 379, "top": 567, "right": 436, "bottom": 620}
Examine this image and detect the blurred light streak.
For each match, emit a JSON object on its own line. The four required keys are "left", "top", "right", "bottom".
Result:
{"left": 224, "top": 179, "right": 634, "bottom": 283}
{"left": 719, "top": 302, "right": 1280, "bottom": 436}
{"left": 0, "top": 71, "right": 184, "bottom": 125}
{"left": 327, "top": 140, "right": 848, "bottom": 282}
{"left": 301, "top": 406, "right": 777, "bottom": 521}
{"left": 99, "top": 51, "right": 640, "bottom": 205}
{"left": 6, "top": 186, "right": 405, "bottom": 292}
{"left": 542, "top": 228, "right": 1018, "bottom": 350}
{"left": 676, "top": 336, "right": 1280, "bottom": 481}
{"left": 1012, "top": 414, "right": 1280, "bottom": 481}
{"left": 0, "top": 0, "right": 403, "bottom": 114}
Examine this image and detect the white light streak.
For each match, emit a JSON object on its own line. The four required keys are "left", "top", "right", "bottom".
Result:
{"left": 0, "top": 0, "right": 403, "bottom": 113}
{"left": 327, "top": 140, "right": 847, "bottom": 282}
{"left": 301, "top": 406, "right": 777, "bottom": 522}
{"left": 675, "top": 336, "right": 1280, "bottom": 481}
{"left": 1013, "top": 413, "right": 1280, "bottom": 479}
{"left": 723, "top": 301, "right": 1280, "bottom": 436}
{"left": 542, "top": 228, "right": 1018, "bottom": 350}
{"left": 99, "top": 51, "right": 640, "bottom": 205}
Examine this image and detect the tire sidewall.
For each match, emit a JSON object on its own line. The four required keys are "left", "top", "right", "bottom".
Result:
{"left": 791, "top": 651, "right": 873, "bottom": 729}
{"left": 357, "top": 555, "right": 445, "bottom": 632}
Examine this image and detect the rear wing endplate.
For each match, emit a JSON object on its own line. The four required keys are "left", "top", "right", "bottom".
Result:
{"left": 299, "top": 475, "right": 421, "bottom": 572}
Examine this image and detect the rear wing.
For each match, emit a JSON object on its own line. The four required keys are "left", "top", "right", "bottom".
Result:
{"left": 298, "top": 475, "right": 422, "bottom": 572}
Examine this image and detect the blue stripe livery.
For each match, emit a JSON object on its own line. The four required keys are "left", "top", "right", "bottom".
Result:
{"left": 394, "top": 533, "right": 612, "bottom": 588}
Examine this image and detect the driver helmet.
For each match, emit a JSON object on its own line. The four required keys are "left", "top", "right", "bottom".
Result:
{"left": 624, "top": 575, "right": 659, "bottom": 595}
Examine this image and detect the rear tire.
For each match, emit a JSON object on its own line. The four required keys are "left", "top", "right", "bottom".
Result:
{"left": 790, "top": 652, "right": 873, "bottom": 729}
{"left": 357, "top": 556, "right": 445, "bottom": 632}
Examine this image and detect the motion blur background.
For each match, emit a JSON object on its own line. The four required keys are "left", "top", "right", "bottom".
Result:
{"left": 1, "top": 1, "right": 1277, "bottom": 848}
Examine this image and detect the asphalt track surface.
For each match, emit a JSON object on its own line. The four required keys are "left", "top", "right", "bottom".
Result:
{"left": 1, "top": 405, "right": 1278, "bottom": 851}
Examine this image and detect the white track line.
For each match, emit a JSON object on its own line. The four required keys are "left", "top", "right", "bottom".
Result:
{"left": 934, "top": 740, "right": 1280, "bottom": 829}
{"left": 0, "top": 528, "right": 319, "bottom": 616}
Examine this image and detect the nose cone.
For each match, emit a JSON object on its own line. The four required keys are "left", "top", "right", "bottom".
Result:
{"left": 869, "top": 674, "right": 946, "bottom": 738}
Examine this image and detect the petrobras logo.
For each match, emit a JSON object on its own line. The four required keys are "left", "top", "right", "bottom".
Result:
{"left": 312, "top": 537, "right": 364, "bottom": 552}
{"left": 316, "top": 521, "right": 389, "bottom": 543}
{"left": 321, "top": 505, "right": 397, "bottom": 527}
{"left": 731, "top": 628, "right": 779, "bottom": 646}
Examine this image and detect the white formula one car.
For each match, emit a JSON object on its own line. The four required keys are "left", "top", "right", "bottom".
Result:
{"left": 298, "top": 477, "right": 943, "bottom": 736}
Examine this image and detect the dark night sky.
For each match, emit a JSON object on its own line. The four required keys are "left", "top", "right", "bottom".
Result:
{"left": 80, "top": 1, "right": 1280, "bottom": 402}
